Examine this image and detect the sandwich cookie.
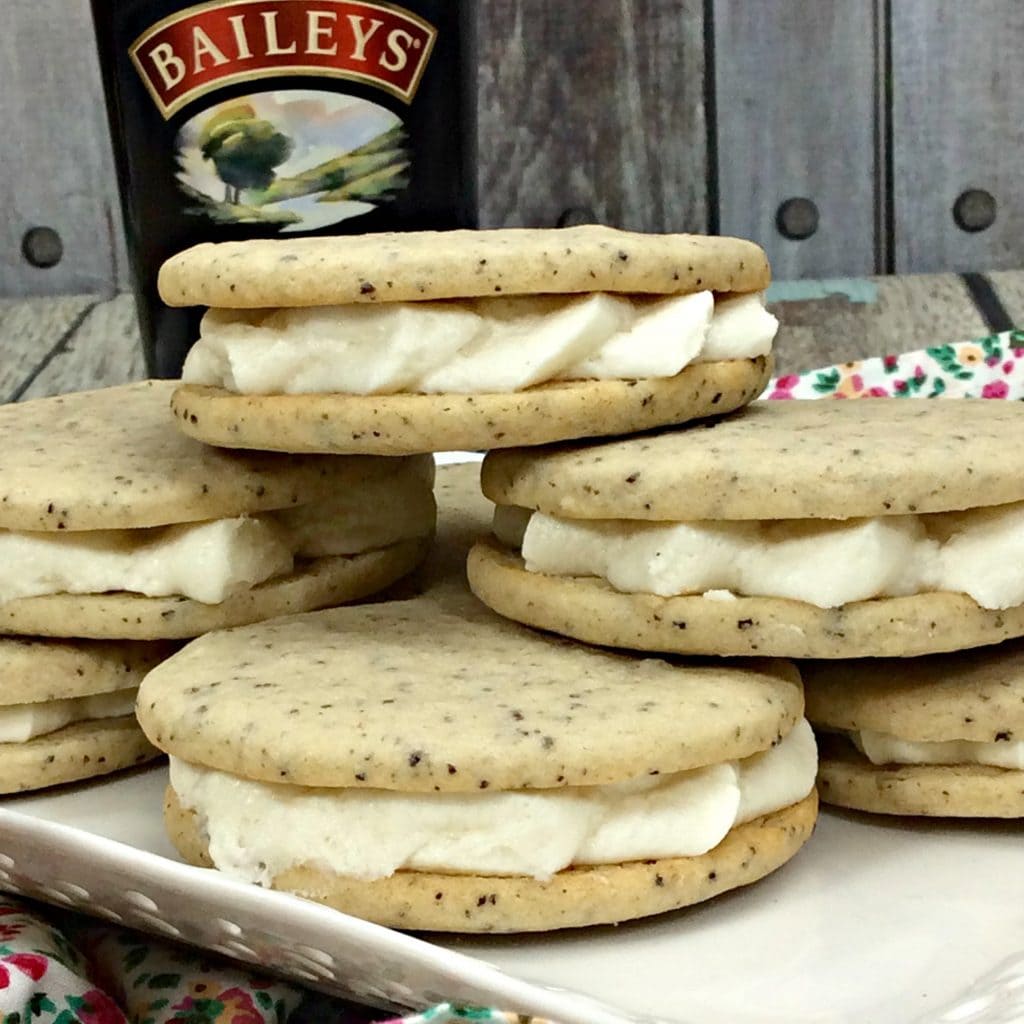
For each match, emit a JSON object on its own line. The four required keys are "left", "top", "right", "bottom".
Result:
{"left": 139, "top": 605, "right": 817, "bottom": 932}
{"left": 163, "top": 226, "right": 777, "bottom": 455}
{"left": 0, "top": 381, "right": 433, "bottom": 640}
{"left": 804, "top": 646, "right": 1024, "bottom": 817}
{"left": 471, "top": 399, "right": 1024, "bottom": 658}
{"left": 0, "top": 637, "right": 171, "bottom": 793}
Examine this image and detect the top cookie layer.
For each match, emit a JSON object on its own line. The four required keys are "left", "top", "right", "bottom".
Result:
{"left": 158, "top": 227, "right": 770, "bottom": 309}
{"left": 0, "top": 637, "right": 175, "bottom": 705}
{"left": 803, "top": 644, "right": 1024, "bottom": 743}
{"left": 137, "top": 602, "right": 802, "bottom": 791}
{"left": 0, "top": 381, "right": 416, "bottom": 532}
{"left": 482, "top": 399, "right": 1024, "bottom": 521}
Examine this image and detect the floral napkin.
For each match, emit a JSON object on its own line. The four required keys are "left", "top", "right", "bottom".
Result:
{"left": 1, "top": 331, "right": 1021, "bottom": 1024}
{"left": 767, "top": 330, "right": 1024, "bottom": 400}
{"left": 0, "top": 897, "right": 554, "bottom": 1023}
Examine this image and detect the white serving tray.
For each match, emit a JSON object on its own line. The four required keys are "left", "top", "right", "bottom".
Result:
{"left": 0, "top": 764, "right": 1021, "bottom": 1024}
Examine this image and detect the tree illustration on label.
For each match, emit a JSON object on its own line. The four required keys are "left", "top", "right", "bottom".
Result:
{"left": 176, "top": 90, "right": 410, "bottom": 230}
{"left": 199, "top": 104, "right": 294, "bottom": 206}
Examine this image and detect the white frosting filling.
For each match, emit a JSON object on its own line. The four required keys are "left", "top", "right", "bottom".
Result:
{"left": 848, "top": 729, "right": 1024, "bottom": 771}
{"left": 0, "top": 688, "right": 137, "bottom": 743}
{"left": 0, "top": 518, "right": 293, "bottom": 606}
{"left": 0, "top": 475, "right": 434, "bottom": 606}
{"left": 182, "top": 291, "right": 778, "bottom": 396}
{"left": 169, "top": 719, "right": 817, "bottom": 883}
{"left": 512, "top": 499, "right": 1024, "bottom": 610}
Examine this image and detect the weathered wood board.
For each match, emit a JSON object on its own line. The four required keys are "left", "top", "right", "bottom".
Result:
{"left": 891, "top": 0, "right": 1024, "bottom": 273}
{"left": 3, "top": 0, "right": 1024, "bottom": 298}
{"left": 1, "top": 0, "right": 123, "bottom": 298}
{"left": 476, "top": 0, "right": 707, "bottom": 232}
{"left": 713, "top": 0, "right": 880, "bottom": 279}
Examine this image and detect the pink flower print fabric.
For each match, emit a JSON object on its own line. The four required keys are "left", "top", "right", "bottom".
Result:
{"left": 767, "top": 330, "right": 1024, "bottom": 401}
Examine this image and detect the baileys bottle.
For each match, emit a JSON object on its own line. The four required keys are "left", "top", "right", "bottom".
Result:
{"left": 91, "top": 0, "right": 477, "bottom": 376}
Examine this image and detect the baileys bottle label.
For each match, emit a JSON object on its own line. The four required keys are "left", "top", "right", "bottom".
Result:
{"left": 127, "top": 0, "right": 437, "bottom": 232}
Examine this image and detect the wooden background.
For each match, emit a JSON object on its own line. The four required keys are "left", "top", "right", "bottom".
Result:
{"left": 3, "top": 0, "right": 1024, "bottom": 298}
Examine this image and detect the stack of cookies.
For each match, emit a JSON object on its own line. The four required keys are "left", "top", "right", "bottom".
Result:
{"left": 0, "top": 380, "right": 433, "bottom": 793}
{"left": 470, "top": 394, "right": 1024, "bottom": 822}
{"left": 130, "top": 226, "right": 828, "bottom": 932}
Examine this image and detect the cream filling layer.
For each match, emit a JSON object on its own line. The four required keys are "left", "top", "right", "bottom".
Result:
{"left": 169, "top": 719, "right": 817, "bottom": 884}
{"left": 182, "top": 291, "right": 778, "bottom": 396}
{"left": 847, "top": 729, "right": 1024, "bottom": 771}
{"left": 0, "top": 474, "right": 435, "bottom": 606}
{"left": 507, "top": 499, "right": 1024, "bottom": 610}
{"left": 0, "top": 688, "right": 137, "bottom": 744}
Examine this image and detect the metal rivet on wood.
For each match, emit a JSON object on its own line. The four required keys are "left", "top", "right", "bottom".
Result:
{"left": 21, "top": 227, "right": 64, "bottom": 269}
{"left": 952, "top": 189, "right": 997, "bottom": 233}
{"left": 775, "top": 198, "right": 819, "bottom": 241}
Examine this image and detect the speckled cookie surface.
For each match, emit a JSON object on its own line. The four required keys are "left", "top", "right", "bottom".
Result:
{"left": 803, "top": 643, "right": 1024, "bottom": 741}
{"left": 170, "top": 358, "right": 770, "bottom": 456}
{"left": 0, "top": 540, "right": 428, "bottom": 640}
{"left": 165, "top": 788, "right": 816, "bottom": 932}
{"left": 467, "top": 540, "right": 1024, "bottom": 658}
{"left": 481, "top": 399, "right": 1024, "bottom": 520}
{"left": 817, "top": 735, "right": 1024, "bottom": 817}
{"left": 0, "top": 637, "right": 176, "bottom": 704}
{"left": 0, "top": 718, "right": 160, "bottom": 795}
{"left": 0, "top": 381, "right": 424, "bottom": 532}
{"left": 158, "top": 227, "right": 770, "bottom": 309}
{"left": 138, "top": 601, "right": 802, "bottom": 790}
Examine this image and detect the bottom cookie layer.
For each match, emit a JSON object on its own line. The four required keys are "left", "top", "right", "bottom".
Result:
{"left": 0, "top": 717, "right": 160, "bottom": 794}
{"left": 0, "top": 537, "right": 430, "bottom": 640}
{"left": 817, "top": 735, "right": 1024, "bottom": 817}
{"left": 170, "top": 358, "right": 771, "bottom": 456}
{"left": 165, "top": 787, "right": 817, "bottom": 933}
{"left": 467, "top": 540, "right": 1024, "bottom": 658}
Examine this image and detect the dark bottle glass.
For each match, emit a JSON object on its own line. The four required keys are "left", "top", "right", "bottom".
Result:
{"left": 91, "top": 0, "right": 477, "bottom": 377}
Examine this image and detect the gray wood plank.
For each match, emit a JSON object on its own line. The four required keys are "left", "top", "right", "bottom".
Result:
{"left": 891, "top": 0, "right": 1024, "bottom": 273}
{"left": 1, "top": 0, "right": 124, "bottom": 297}
{"left": 476, "top": 0, "right": 707, "bottom": 232}
{"left": 714, "top": 0, "right": 880, "bottom": 279}
{"left": 20, "top": 295, "right": 147, "bottom": 401}
{"left": 0, "top": 295, "right": 96, "bottom": 401}
{"left": 770, "top": 274, "right": 988, "bottom": 375}
{"left": 986, "top": 271, "right": 1024, "bottom": 330}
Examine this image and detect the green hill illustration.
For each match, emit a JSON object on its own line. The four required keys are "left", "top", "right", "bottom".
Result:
{"left": 176, "top": 93, "right": 411, "bottom": 230}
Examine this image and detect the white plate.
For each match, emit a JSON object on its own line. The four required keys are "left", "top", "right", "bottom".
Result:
{"left": 0, "top": 765, "right": 1021, "bottom": 1024}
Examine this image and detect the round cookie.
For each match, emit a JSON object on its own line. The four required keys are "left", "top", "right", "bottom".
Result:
{"left": 0, "top": 637, "right": 173, "bottom": 704}
{"left": 0, "top": 539, "right": 429, "bottom": 640}
{"left": 481, "top": 399, "right": 1024, "bottom": 521}
{"left": 0, "top": 380, "right": 405, "bottom": 532}
{"left": 0, "top": 637, "right": 170, "bottom": 793}
{"left": 467, "top": 541, "right": 1024, "bottom": 659}
{"left": 802, "top": 644, "right": 1024, "bottom": 742}
{"left": 165, "top": 788, "right": 818, "bottom": 932}
{"left": 159, "top": 226, "right": 771, "bottom": 308}
{"left": 170, "top": 359, "right": 770, "bottom": 456}
{"left": 474, "top": 400, "right": 1024, "bottom": 658}
{"left": 0, "top": 719, "right": 160, "bottom": 795}
{"left": 139, "top": 604, "right": 803, "bottom": 787}
{"left": 804, "top": 648, "right": 1024, "bottom": 817}
{"left": 139, "top": 601, "right": 815, "bottom": 932}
